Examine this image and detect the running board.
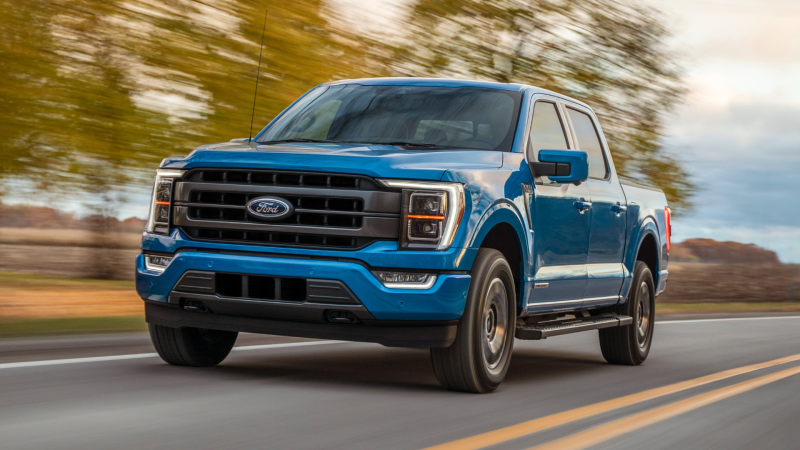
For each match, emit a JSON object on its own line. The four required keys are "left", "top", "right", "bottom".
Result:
{"left": 515, "top": 315, "right": 633, "bottom": 340}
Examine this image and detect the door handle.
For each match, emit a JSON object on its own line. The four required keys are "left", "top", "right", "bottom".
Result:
{"left": 612, "top": 204, "right": 628, "bottom": 213}
{"left": 574, "top": 198, "right": 592, "bottom": 214}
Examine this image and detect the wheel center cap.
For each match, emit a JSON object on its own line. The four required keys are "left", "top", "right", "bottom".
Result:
{"left": 486, "top": 309, "right": 495, "bottom": 336}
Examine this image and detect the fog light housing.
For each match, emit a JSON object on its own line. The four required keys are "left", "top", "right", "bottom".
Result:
{"left": 373, "top": 271, "right": 437, "bottom": 289}
{"left": 145, "top": 254, "right": 173, "bottom": 272}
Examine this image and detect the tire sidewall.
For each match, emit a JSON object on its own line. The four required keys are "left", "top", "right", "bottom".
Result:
{"left": 628, "top": 262, "right": 655, "bottom": 363}
{"left": 464, "top": 251, "right": 516, "bottom": 390}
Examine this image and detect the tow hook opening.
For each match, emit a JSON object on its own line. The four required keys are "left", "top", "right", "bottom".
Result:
{"left": 183, "top": 300, "right": 210, "bottom": 313}
{"left": 325, "top": 309, "right": 360, "bottom": 324}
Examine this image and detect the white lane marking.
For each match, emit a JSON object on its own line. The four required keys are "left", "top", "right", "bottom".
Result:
{"left": 0, "top": 340, "right": 344, "bottom": 370}
{"left": 658, "top": 316, "right": 800, "bottom": 324}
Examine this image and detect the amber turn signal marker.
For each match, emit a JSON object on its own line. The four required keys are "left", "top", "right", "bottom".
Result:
{"left": 407, "top": 215, "right": 445, "bottom": 220}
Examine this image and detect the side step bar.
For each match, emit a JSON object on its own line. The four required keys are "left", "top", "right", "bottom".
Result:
{"left": 515, "top": 315, "right": 633, "bottom": 340}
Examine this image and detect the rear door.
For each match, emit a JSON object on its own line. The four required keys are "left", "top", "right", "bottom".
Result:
{"left": 563, "top": 104, "right": 626, "bottom": 306}
{"left": 525, "top": 98, "right": 591, "bottom": 309}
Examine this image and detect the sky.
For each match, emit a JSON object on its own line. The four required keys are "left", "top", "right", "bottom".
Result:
{"left": 331, "top": 0, "right": 800, "bottom": 263}
{"left": 643, "top": 0, "right": 800, "bottom": 263}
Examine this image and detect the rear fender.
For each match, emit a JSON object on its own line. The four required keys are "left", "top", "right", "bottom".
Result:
{"left": 620, "top": 218, "right": 661, "bottom": 302}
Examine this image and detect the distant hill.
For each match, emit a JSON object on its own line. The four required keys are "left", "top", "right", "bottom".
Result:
{"left": 671, "top": 238, "right": 780, "bottom": 264}
{"left": 0, "top": 202, "right": 145, "bottom": 233}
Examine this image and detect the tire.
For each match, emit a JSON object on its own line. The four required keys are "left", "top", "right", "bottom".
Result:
{"left": 149, "top": 324, "right": 238, "bottom": 367}
{"left": 430, "top": 248, "right": 516, "bottom": 393}
{"left": 599, "top": 260, "right": 655, "bottom": 365}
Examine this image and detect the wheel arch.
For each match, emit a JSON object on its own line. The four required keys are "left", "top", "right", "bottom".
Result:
{"left": 466, "top": 202, "right": 529, "bottom": 309}
{"left": 622, "top": 218, "right": 662, "bottom": 301}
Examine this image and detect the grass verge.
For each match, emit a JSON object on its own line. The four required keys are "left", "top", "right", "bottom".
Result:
{"left": 656, "top": 302, "right": 800, "bottom": 316}
{"left": 0, "top": 271, "right": 132, "bottom": 291}
{"left": 0, "top": 316, "right": 146, "bottom": 338}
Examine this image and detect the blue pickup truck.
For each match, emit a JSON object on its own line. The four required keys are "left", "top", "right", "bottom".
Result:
{"left": 137, "top": 78, "right": 670, "bottom": 393}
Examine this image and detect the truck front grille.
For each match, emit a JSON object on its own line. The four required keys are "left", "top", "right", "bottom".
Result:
{"left": 172, "top": 169, "right": 401, "bottom": 250}
{"left": 183, "top": 227, "right": 367, "bottom": 249}
{"left": 187, "top": 191, "right": 364, "bottom": 228}
{"left": 189, "top": 169, "right": 368, "bottom": 190}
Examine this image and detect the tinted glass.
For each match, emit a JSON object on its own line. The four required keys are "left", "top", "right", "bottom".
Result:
{"left": 566, "top": 108, "right": 607, "bottom": 178}
{"left": 528, "top": 102, "right": 569, "bottom": 158}
{"left": 258, "top": 85, "right": 522, "bottom": 151}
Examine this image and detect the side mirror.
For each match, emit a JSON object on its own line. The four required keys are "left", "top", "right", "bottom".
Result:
{"left": 529, "top": 149, "right": 589, "bottom": 185}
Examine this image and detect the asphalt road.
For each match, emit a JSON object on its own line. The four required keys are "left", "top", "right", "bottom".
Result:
{"left": 2, "top": 315, "right": 800, "bottom": 450}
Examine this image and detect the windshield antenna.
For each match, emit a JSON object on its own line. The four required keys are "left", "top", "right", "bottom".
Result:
{"left": 249, "top": 9, "right": 268, "bottom": 143}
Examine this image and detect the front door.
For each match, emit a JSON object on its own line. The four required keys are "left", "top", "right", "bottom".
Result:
{"left": 525, "top": 99, "right": 591, "bottom": 309}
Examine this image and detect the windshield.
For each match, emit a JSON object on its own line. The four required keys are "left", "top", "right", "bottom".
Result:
{"left": 257, "top": 85, "right": 523, "bottom": 151}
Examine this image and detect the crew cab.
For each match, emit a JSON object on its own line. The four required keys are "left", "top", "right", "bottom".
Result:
{"left": 137, "top": 78, "right": 670, "bottom": 392}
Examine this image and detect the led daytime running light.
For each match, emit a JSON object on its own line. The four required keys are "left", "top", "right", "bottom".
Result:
{"left": 373, "top": 271, "right": 437, "bottom": 289}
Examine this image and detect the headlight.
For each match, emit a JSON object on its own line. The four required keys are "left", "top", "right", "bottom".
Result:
{"left": 145, "top": 169, "right": 185, "bottom": 235}
{"left": 378, "top": 179, "right": 465, "bottom": 250}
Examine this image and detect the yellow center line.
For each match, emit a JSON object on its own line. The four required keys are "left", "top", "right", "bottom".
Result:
{"left": 422, "top": 353, "right": 800, "bottom": 450}
{"left": 529, "top": 363, "right": 800, "bottom": 450}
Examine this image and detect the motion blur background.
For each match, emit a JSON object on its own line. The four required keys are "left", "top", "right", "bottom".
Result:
{"left": 1, "top": 0, "right": 798, "bottom": 336}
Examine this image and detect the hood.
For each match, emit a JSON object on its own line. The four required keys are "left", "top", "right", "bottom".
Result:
{"left": 160, "top": 142, "right": 503, "bottom": 181}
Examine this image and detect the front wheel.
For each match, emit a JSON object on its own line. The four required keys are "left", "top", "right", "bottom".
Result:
{"left": 430, "top": 249, "right": 516, "bottom": 393}
{"left": 599, "top": 261, "right": 655, "bottom": 365}
{"left": 149, "top": 324, "right": 238, "bottom": 367}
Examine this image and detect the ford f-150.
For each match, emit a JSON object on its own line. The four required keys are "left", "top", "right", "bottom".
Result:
{"left": 136, "top": 78, "right": 671, "bottom": 393}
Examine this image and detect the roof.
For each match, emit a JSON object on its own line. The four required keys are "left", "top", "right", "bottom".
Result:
{"left": 325, "top": 77, "right": 589, "bottom": 108}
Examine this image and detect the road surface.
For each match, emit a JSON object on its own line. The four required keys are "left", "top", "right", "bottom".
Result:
{"left": 2, "top": 314, "right": 800, "bottom": 449}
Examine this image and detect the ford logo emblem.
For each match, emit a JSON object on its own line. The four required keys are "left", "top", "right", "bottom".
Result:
{"left": 245, "top": 196, "right": 293, "bottom": 221}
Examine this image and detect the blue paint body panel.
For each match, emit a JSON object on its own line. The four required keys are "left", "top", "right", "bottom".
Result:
{"left": 137, "top": 78, "right": 669, "bottom": 328}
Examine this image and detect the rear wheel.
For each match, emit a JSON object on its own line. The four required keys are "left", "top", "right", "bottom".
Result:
{"left": 149, "top": 324, "right": 238, "bottom": 367}
{"left": 599, "top": 261, "right": 655, "bottom": 365}
{"left": 430, "top": 249, "right": 516, "bottom": 393}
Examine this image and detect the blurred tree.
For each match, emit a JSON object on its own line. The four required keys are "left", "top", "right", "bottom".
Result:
{"left": 0, "top": 1, "right": 71, "bottom": 193}
{"left": 0, "top": 0, "right": 363, "bottom": 199}
{"left": 0, "top": 0, "right": 364, "bottom": 277}
{"left": 383, "top": 0, "right": 693, "bottom": 212}
{"left": 0, "top": 0, "right": 693, "bottom": 216}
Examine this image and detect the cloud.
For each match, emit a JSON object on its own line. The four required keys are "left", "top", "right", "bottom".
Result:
{"left": 666, "top": 96, "right": 800, "bottom": 262}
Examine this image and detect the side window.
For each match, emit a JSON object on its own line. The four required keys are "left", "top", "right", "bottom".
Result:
{"left": 528, "top": 101, "right": 569, "bottom": 158}
{"left": 566, "top": 107, "right": 607, "bottom": 179}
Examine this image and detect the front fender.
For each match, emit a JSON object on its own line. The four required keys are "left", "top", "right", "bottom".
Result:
{"left": 467, "top": 201, "right": 528, "bottom": 251}
{"left": 458, "top": 200, "right": 530, "bottom": 306}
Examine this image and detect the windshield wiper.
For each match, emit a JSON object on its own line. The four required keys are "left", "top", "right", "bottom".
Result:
{"left": 259, "top": 139, "right": 455, "bottom": 149}
{"left": 376, "top": 141, "right": 454, "bottom": 148}
{"left": 258, "top": 138, "right": 339, "bottom": 144}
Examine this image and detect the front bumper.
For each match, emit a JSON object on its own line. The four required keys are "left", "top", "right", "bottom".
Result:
{"left": 145, "top": 302, "right": 458, "bottom": 348}
{"left": 135, "top": 251, "right": 470, "bottom": 322}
